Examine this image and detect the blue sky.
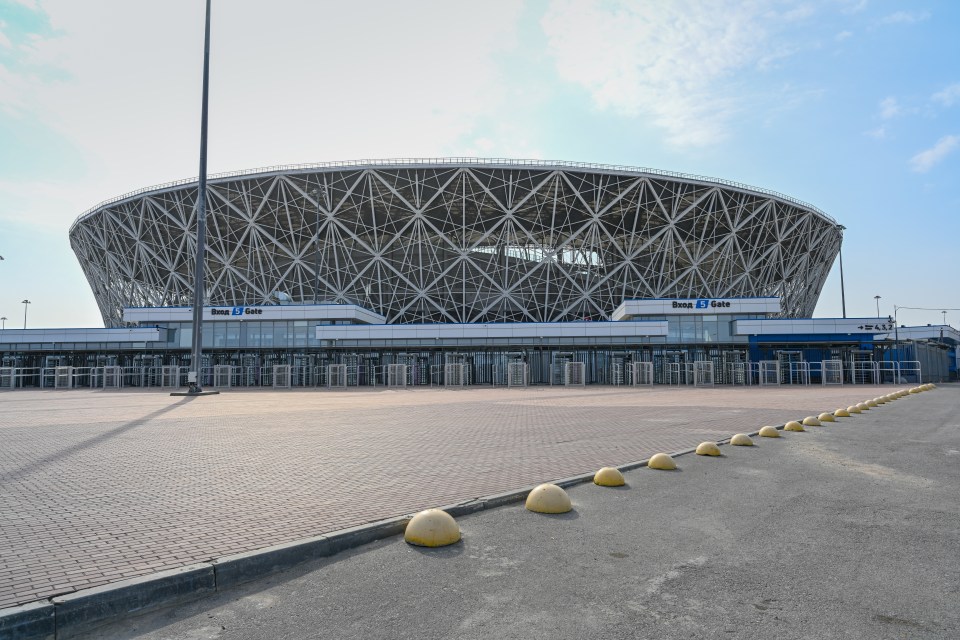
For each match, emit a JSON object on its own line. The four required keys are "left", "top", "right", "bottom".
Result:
{"left": 0, "top": 0, "right": 958, "bottom": 328}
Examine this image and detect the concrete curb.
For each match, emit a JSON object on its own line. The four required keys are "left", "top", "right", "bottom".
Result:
{"left": 0, "top": 600, "right": 55, "bottom": 640}
{"left": 51, "top": 563, "right": 215, "bottom": 640}
{"left": 0, "top": 422, "right": 806, "bottom": 639}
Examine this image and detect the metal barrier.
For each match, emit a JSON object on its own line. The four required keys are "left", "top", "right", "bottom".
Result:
{"left": 328, "top": 364, "right": 347, "bottom": 388}
{"left": 850, "top": 360, "right": 878, "bottom": 385}
{"left": 444, "top": 363, "right": 467, "bottom": 387}
{"left": 0, "top": 367, "right": 16, "bottom": 389}
{"left": 665, "top": 362, "right": 682, "bottom": 386}
{"left": 632, "top": 362, "right": 654, "bottom": 386}
{"left": 564, "top": 362, "right": 585, "bottom": 386}
{"left": 611, "top": 363, "right": 625, "bottom": 386}
{"left": 726, "top": 362, "right": 749, "bottom": 385}
{"left": 759, "top": 361, "right": 780, "bottom": 386}
{"left": 54, "top": 367, "right": 74, "bottom": 389}
{"left": 821, "top": 360, "right": 843, "bottom": 385}
{"left": 786, "top": 361, "right": 810, "bottom": 385}
{"left": 272, "top": 364, "right": 291, "bottom": 388}
{"left": 897, "top": 360, "right": 922, "bottom": 383}
{"left": 387, "top": 364, "right": 408, "bottom": 388}
{"left": 160, "top": 366, "right": 179, "bottom": 388}
{"left": 213, "top": 365, "right": 233, "bottom": 388}
{"left": 507, "top": 362, "right": 528, "bottom": 387}
{"left": 693, "top": 361, "right": 714, "bottom": 387}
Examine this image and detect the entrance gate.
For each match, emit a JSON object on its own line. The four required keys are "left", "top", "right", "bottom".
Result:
{"left": 759, "top": 361, "right": 780, "bottom": 386}
{"left": 507, "top": 362, "right": 529, "bottom": 387}
{"left": 564, "top": 361, "right": 585, "bottom": 386}
{"left": 693, "top": 361, "right": 714, "bottom": 387}
{"left": 387, "top": 364, "right": 408, "bottom": 388}
{"left": 632, "top": 362, "right": 654, "bottom": 386}
{"left": 327, "top": 364, "right": 347, "bottom": 388}
{"left": 822, "top": 360, "right": 843, "bottom": 385}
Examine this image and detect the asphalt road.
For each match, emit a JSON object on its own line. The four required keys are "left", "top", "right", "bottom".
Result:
{"left": 84, "top": 385, "right": 960, "bottom": 640}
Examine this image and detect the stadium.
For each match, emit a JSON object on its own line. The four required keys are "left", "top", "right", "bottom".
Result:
{"left": 1, "top": 159, "right": 955, "bottom": 388}
{"left": 69, "top": 159, "right": 841, "bottom": 327}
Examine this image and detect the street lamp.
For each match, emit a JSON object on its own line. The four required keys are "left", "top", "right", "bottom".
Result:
{"left": 21, "top": 299, "right": 30, "bottom": 329}
{"left": 874, "top": 295, "right": 881, "bottom": 318}
{"left": 943, "top": 310, "right": 948, "bottom": 326}
{"left": 1, "top": 316, "right": 6, "bottom": 330}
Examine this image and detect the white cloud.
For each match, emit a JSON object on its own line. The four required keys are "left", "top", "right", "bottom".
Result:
{"left": 880, "top": 11, "right": 930, "bottom": 25}
{"left": 910, "top": 135, "right": 959, "bottom": 172}
{"left": 864, "top": 125, "right": 885, "bottom": 139}
{"left": 8, "top": 0, "right": 40, "bottom": 9}
{"left": 879, "top": 96, "right": 900, "bottom": 119}
{"left": 840, "top": 0, "right": 868, "bottom": 14}
{"left": 540, "top": 0, "right": 811, "bottom": 147}
{"left": 835, "top": 30, "right": 853, "bottom": 41}
{"left": 932, "top": 83, "right": 960, "bottom": 107}
{"left": 0, "top": 0, "right": 526, "bottom": 229}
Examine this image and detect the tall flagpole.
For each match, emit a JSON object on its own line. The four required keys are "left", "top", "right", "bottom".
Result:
{"left": 186, "top": 0, "right": 215, "bottom": 395}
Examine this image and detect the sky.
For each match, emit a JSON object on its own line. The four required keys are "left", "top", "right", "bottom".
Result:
{"left": 0, "top": 0, "right": 958, "bottom": 329}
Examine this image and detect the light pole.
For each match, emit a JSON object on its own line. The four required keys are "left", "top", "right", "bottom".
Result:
{"left": 21, "top": 299, "right": 30, "bottom": 329}
{"left": 180, "top": 0, "right": 218, "bottom": 396}
{"left": 874, "top": 295, "right": 881, "bottom": 318}
{"left": 943, "top": 310, "right": 948, "bottom": 326}
{"left": 1, "top": 316, "right": 6, "bottom": 330}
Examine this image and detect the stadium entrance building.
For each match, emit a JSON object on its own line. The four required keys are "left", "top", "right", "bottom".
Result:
{"left": 1, "top": 160, "right": 955, "bottom": 387}
{"left": 1, "top": 297, "right": 954, "bottom": 388}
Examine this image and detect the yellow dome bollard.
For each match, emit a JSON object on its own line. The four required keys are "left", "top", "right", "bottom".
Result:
{"left": 834, "top": 408, "right": 851, "bottom": 417}
{"left": 818, "top": 412, "right": 836, "bottom": 423}
{"left": 696, "top": 441, "right": 722, "bottom": 456}
{"left": 857, "top": 402, "right": 871, "bottom": 411}
{"left": 525, "top": 483, "right": 572, "bottom": 514}
{"left": 865, "top": 399, "right": 879, "bottom": 408}
{"left": 730, "top": 433, "right": 754, "bottom": 446}
{"left": 909, "top": 387, "right": 921, "bottom": 394}
{"left": 593, "top": 467, "right": 625, "bottom": 487}
{"left": 873, "top": 397, "right": 887, "bottom": 405}
{"left": 847, "top": 405, "right": 862, "bottom": 414}
{"left": 758, "top": 426, "right": 780, "bottom": 438}
{"left": 802, "top": 416, "right": 822, "bottom": 427}
{"left": 784, "top": 421, "right": 805, "bottom": 432}
{"left": 648, "top": 453, "right": 677, "bottom": 470}
{"left": 404, "top": 509, "right": 461, "bottom": 547}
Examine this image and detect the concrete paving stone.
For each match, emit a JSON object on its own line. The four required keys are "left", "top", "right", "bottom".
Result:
{"left": 0, "top": 385, "right": 940, "bottom": 611}
{"left": 75, "top": 383, "right": 960, "bottom": 640}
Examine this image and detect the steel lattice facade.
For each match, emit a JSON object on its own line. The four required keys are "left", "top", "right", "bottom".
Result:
{"left": 69, "top": 160, "right": 842, "bottom": 328}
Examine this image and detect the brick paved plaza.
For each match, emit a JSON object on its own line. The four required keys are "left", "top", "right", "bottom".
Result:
{"left": 0, "top": 385, "right": 900, "bottom": 609}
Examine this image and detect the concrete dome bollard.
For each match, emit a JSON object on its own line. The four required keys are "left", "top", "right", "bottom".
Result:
{"left": 525, "top": 483, "right": 572, "bottom": 514}
{"left": 758, "top": 426, "right": 780, "bottom": 438}
{"left": 857, "top": 402, "right": 871, "bottom": 411}
{"left": 404, "top": 509, "right": 461, "bottom": 547}
{"left": 909, "top": 387, "right": 921, "bottom": 394}
{"left": 847, "top": 405, "right": 862, "bottom": 414}
{"left": 784, "top": 421, "right": 805, "bottom": 432}
{"left": 818, "top": 412, "right": 836, "bottom": 423}
{"left": 730, "top": 433, "right": 754, "bottom": 446}
{"left": 696, "top": 441, "right": 722, "bottom": 456}
{"left": 834, "top": 408, "right": 851, "bottom": 417}
{"left": 648, "top": 453, "right": 677, "bottom": 470}
{"left": 593, "top": 467, "right": 625, "bottom": 487}
{"left": 802, "top": 416, "right": 822, "bottom": 427}
{"left": 865, "top": 399, "right": 879, "bottom": 408}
